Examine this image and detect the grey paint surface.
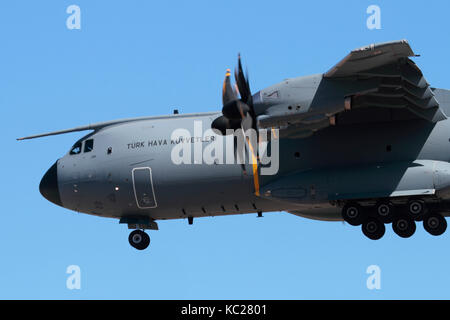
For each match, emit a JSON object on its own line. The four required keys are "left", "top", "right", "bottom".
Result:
{"left": 25, "top": 40, "right": 450, "bottom": 226}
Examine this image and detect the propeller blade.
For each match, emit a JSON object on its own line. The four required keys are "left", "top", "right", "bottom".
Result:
{"left": 241, "top": 113, "right": 253, "bottom": 133}
{"left": 241, "top": 115, "right": 258, "bottom": 163}
{"left": 222, "top": 69, "right": 237, "bottom": 105}
{"left": 234, "top": 54, "right": 252, "bottom": 106}
{"left": 241, "top": 116, "right": 260, "bottom": 196}
{"left": 233, "top": 134, "right": 247, "bottom": 176}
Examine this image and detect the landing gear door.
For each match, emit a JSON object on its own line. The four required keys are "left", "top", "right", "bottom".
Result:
{"left": 132, "top": 167, "right": 157, "bottom": 209}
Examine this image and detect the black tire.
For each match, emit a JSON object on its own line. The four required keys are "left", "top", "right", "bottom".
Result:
{"left": 374, "top": 200, "right": 395, "bottom": 223}
{"left": 406, "top": 199, "right": 427, "bottom": 221}
{"left": 342, "top": 202, "right": 365, "bottom": 226}
{"left": 362, "top": 217, "right": 385, "bottom": 240}
{"left": 423, "top": 213, "right": 447, "bottom": 236}
{"left": 129, "top": 230, "right": 150, "bottom": 250}
{"left": 392, "top": 215, "right": 416, "bottom": 238}
{"left": 142, "top": 232, "right": 151, "bottom": 248}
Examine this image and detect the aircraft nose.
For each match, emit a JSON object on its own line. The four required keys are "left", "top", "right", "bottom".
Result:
{"left": 39, "top": 161, "right": 62, "bottom": 207}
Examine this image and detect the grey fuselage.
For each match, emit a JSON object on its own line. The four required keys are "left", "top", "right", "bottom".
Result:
{"left": 56, "top": 112, "right": 286, "bottom": 221}
{"left": 47, "top": 76, "right": 450, "bottom": 223}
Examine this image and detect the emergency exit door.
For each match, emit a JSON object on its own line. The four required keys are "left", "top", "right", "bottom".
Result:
{"left": 132, "top": 167, "right": 157, "bottom": 209}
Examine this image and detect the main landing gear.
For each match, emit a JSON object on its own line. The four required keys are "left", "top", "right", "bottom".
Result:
{"left": 128, "top": 230, "right": 150, "bottom": 250}
{"left": 341, "top": 198, "right": 448, "bottom": 240}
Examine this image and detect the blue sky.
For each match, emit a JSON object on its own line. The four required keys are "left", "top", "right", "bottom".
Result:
{"left": 1, "top": 0, "right": 450, "bottom": 299}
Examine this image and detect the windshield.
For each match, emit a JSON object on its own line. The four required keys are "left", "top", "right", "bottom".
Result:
{"left": 69, "top": 142, "right": 82, "bottom": 155}
{"left": 84, "top": 139, "right": 94, "bottom": 152}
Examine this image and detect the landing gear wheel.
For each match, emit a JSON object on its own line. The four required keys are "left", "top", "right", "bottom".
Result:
{"left": 392, "top": 215, "right": 416, "bottom": 238}
{"left": 423, "top": 213, "right": 447, "bottom": 236}
{"left": 406, "top": 199, "right": 427, "bottom": 221}
{"left": 342, "top": 202, "right": 365, "bottom": 226}
{"left": 129, "top": 230, "right": 150, "bottom": 250}
{"left": 362, "top": 217, "right": 385, "bottom": 240}
{"left": 374, "top": 200, "right": 395, "bottom": 223}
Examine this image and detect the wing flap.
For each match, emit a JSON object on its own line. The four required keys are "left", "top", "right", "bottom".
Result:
{"left": 324, "top": 40, "right": 415, "bottom": 78}
{"left": 263, "top": 40, "right": 447, "bottom": 139}
{"left": 324, "top": 42, "right": 444, "bottom": 122}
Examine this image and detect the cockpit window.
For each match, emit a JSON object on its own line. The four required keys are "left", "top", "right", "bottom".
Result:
{"left": 84, "top": 139, "right": 94, "bottom": 153}
{"left": 70, "top": 142, "right": 82, "bottom": 155}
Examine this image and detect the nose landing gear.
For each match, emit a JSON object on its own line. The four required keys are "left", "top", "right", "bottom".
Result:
{"left": 129, "top": 230, "right": 150, "bottom": 250}
{"left": 120, "top": 217, "right": 158, "bottom": 250}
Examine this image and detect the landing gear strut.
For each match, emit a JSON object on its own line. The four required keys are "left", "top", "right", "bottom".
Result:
{"left": 128, "top": 230, "right": 150, "bottom": 250}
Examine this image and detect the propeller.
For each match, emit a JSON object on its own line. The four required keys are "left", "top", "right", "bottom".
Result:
{"left": 212, "top": 54, "right": 258, "bottom": 135}
{"left": 212, "top": 55, "right": 261, "bottom": 193}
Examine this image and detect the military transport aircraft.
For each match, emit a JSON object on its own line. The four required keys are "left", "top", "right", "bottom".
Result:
{"left": 18, "top": 40, "right": 450, "bottom": 250}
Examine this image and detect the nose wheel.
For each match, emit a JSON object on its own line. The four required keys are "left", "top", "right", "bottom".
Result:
{"left": 129, "top": 230, "right": 150, "bottom": 250}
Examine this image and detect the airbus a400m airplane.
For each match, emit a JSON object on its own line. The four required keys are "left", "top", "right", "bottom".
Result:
{"left": 19, "top": 40, "right": 450, "bottom": 250}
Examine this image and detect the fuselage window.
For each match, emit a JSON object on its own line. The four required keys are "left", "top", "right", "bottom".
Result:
{"left": 70, "top": 142, "right": 82, "bottom": 155}
{"left": 84, "top": 139, "right": 94, "bottom": 153}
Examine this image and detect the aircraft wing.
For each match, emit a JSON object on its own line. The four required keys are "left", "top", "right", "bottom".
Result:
{"left": 256, "top": 40, "right": 447, "bottom": 138}
{"left": 324, "top": 39, "right": 416, "bottom": 78}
